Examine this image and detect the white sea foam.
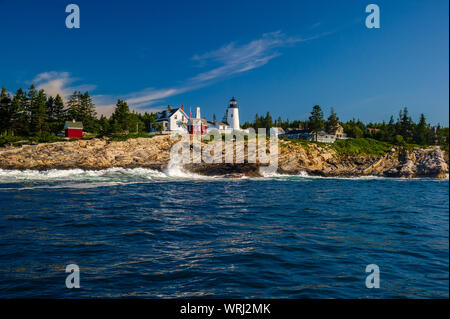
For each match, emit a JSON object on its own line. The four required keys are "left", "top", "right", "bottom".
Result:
{"left": 0, "top": 167, "right": 166, "bottom": 183}
{"left": 0, "top": 167, "right": 446, "bottom": 187}
{"left": 260, "top": 171, "right": 291, "bottom": 178}
{"left": 163, "top": 158, "right": 215, "bottom": 179}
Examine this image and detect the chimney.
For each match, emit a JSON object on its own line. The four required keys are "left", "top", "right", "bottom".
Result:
{"left": 168, "top": 105, "right": 172, "bottom": 111}
{"left": 196, "top": 106, "right": 201, "bottom": 119}
{"left": 181, "top": 105, "right": 184, "bottom": 111}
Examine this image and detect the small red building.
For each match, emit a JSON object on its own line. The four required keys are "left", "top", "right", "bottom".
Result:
{"left": 188, "top": 118, "right": 208, "bottom": 135}
{"left": 64, "top": 120, "right": 83, "bottom": 139}
{"left": 187, "top": 106, "right": 208, "bottom": 135}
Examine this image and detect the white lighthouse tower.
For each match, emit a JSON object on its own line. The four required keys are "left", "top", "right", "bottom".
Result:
{"left": 226, "top": 97, "right": 240, "bottom": 130}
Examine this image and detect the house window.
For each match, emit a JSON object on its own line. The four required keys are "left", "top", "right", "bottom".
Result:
{"left": 174, "top": 115, "right": 177, "bottom": 119}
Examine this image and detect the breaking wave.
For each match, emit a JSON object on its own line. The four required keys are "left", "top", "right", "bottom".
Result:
{"left": 0, "top": 166, "right": 447, "bottom": 189}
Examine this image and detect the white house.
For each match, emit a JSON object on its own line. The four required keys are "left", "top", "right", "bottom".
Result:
{"left": 154, "top": 106, "right": 189, "bottom": 133}
{"left": 280, "top": 124, "right": 348, "bottom": 144}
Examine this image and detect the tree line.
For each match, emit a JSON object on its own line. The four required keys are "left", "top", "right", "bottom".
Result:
{"left": 0, "top": 85, "right": 160, "bottom": 138}
{"left": 242, "top": 105, "right": 449, "bottom": 147}
{"left": 1, "top": 86, "right": 448, "bottom": 147}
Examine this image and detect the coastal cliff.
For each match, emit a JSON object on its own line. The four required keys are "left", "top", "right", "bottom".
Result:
{"left": 0, "top": 136, "right": 448, "bottom": 178}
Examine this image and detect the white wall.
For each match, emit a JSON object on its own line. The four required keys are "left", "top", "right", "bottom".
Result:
{"left": 227, "top": 107, "right": 240, "bottom": 130}
{"left": 169, "top": 109, "right": 188, "bottom": 132}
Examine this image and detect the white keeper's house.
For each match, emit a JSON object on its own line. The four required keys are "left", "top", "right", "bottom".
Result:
{"left": 153, "top": 105, "right": 189, "bottom": 133}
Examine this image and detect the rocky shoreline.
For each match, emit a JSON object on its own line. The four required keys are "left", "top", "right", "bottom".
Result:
{"left": 0, "top": 136, "right": 448, "bottom": 178}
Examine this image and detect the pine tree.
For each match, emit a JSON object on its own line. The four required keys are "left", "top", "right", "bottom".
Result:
{"left": 414, "top": 113, "right": 428, "bottom": 145}
{"left": 45, "top": 94, "right": 66, "bottom": 134}
{"left": 53, "top": 94, "right": 66, "bottom": 122}
{"left": 325, "top": 107, "right": 340, "bottom": 134}
{"left": 26, "top": 85, "right": 38, "bottom": 127}
{"left": 78, "top": 92, "right": 97, "bottom": 132}
{"left": 46, "top": 96, "right": 55, "bottom": 120}
{"left": 399, "top": 106, "right": 412, "bottom": 140}
{"left": 67, "top": 91, "right": 81, "bottom": 121}
{"left": 111, "top": 99, "right": 131, "bottom": 132}
{"left": 0, "top": 87, "right": 12, "bottom": 135}
{"left": 30, "top": 89, "right": 48, "bottom": 135}
{"left": 264, "top": 112, "right": 273, "bottom": 133}
{"left": 10, "top": 88, "right": 28, "bottom": 136}
{"left": 99, "top": 115, "right": 110, "bottom": 135}
{"left": 308, "top": 105, "right": 324, "bottom": 141}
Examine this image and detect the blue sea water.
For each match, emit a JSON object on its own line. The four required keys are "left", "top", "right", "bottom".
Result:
{"left": 0, "top": 168, "right": 448, "bottom": 298}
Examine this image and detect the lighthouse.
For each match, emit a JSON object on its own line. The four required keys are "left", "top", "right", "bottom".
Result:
{"left": 226, "top": 97, "right": 240, "bottom": 130}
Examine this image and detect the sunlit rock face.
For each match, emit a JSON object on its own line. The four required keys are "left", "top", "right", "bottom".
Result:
{"left": 0, "top": 137, "right": 448, "bottom": 178}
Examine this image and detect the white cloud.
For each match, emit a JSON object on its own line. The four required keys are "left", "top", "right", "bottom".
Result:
{"left": 189, "top": 31, "right": 299, "bottom": 83}
{"left": 32, "top": 71, "right": 96, "bottom": 101}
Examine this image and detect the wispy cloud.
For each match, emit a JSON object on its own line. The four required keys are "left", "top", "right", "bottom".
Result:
{"left": 32, "top": 71, "right": 96, "bottom": 100}
{"left": 189, "top": 31, "right": 300, "bottom": 83}
{"left": 30, "top": 30, "right": 329, "bottom": 116}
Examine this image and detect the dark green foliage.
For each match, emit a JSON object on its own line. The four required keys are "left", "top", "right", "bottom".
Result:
{"left": 0, "top": 87, "right": 12, "bottom": 135}
{"left": 325, "top": 107, "right": 339, "bottom": 134}
{"left": 0, "top": 85, "right": 161, "bottom": 143}
{"left": 30, "top": 89, "right": 48, "bottom": 135}
{"left": 308, "top": 105, "right": 325, "bottom": 141}
{"left": 66, "top": 91, "right": 98, "bottom": 133}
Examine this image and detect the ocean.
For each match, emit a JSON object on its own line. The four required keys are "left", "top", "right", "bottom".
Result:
{"left": 0, "top": 168, "right": 448, "bottom": 298}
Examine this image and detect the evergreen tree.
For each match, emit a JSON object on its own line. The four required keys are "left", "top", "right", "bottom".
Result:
{"left": 45, "top": 94, "right": 66, "bottom": 134}
{"left": 10, "top": 88, "right": 28, "bottom": 136}
{"left": 99, "top": 115, "right": 111, "bottom": 135}
{"left": 414, "top": 113, "right": 428, "bottom": 145}
{"left": 0, "top": 87, "right": 12, "bottom": 135}
{"left": 398, "top": 106, "right": 413, "bottom": 141}
{"left": 30, "top": 89, "right": 48, "bottom": 135}
{"left": 46, "top": 94, "right": 66, "bottom": 122}
{"left": 325, "top": 107, "right": 340, "bottom": 134}
{"left": 66, "top": 91, "right": 98, "bottom": 133}
{"left": 26, "top": 85, "right": 38, "bottom": 127}
{"left": 276, "top": 116, "right": 282, "bottom": 127}
{"left": 264, "top": 112, "right": 273, "bottom": 132}
{"left": 53, "top": 94, "right": 66, "bottom": 122}
{"left": 79, "top": 92, "right": 97, "bottom": 132}
{"left": 111, "top": 99, "right": 131, "bottom": 132}
{"left": 308, "top": 105, "right": 324, "bottom": 141}
{"left": 66, "top": 91, "right": 81, "bottom": 121}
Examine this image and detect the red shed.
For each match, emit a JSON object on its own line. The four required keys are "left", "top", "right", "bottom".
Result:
{"left": 188, "top": 118, "right": 208, "bottom": 135}
{"left": 64, "top": 120, "right": 83, "bottom": 139}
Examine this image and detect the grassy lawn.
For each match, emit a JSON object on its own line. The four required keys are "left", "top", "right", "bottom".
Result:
{"left": 330, "top": 138, "right": 393, "bottom": 156}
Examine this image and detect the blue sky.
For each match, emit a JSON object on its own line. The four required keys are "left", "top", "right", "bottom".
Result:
{"left": 0, "top": 0, "right": 448, "bottom": 125}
